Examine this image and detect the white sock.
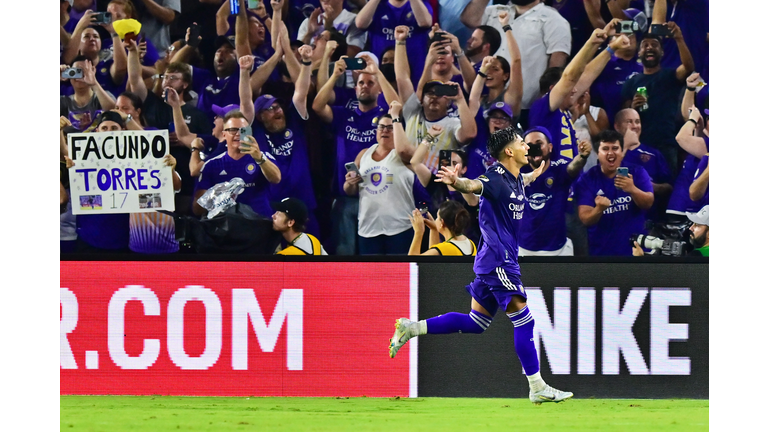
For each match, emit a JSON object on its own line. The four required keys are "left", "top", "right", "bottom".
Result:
{"left": 527, "top": 372, "right": 546, "bottom": 392}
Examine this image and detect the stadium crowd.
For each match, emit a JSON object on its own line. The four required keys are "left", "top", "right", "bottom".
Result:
{"left": 59, "top": 0, "right": 709, "bottom": 257}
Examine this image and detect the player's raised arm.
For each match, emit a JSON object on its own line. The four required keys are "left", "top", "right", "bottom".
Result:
{"left": 436, "top": 164, "right": 483, "bottom": 195}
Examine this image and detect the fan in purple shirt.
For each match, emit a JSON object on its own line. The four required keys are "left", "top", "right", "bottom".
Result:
{"left": 355, "top": 0, "right": 434, "bottom": 86}
{"left": 388, "top": 126, "right": 573, "bottom": 405}
{"left": 614, "top": 108, "right": 672, "bottom": 223}
{"left": 62, "top": 12, "right": 128, "bottom": 97}
{"left": 192, "top": 111, "right": 282, "bottom": 218}
{"left": 529, "top": 29, "right": 631, "bottom": 162}
{"left": 589, "top": 31, "right": 644, "bottom": 125}
{"left": 244, "top": 44, "right": 320, "bottom": 235}
{"left": 312, "top": 52, "right": 399, "bottom": 254}
{"left": 519, "top": 126, "right": 591, "bottom": 256}
{"left": 575, "top": 129, "right": 654, "bottom": 256}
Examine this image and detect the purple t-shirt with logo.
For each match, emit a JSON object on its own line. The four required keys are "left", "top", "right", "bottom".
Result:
{"left": 330, "top": 105, "right": 387, "bottom": 196}
{"left": 253, "top": 103, "right": 316, "bottom": 210}
{"left": 519, "top": 159, "right": 575, "bottom": 252}
{"left": 192, "top": 66, "right": 242, "bottom": 122}
{"left": 591, "top": 56, "right": 643, "bottom": 125}
{"left": 473, "top": 163, "right": 525, "bottom": 276}
{"left": 194, "top": 151, "right": 276, "bottom": 218}
{"left": 367, "top": 1, "right": 432, "bottom": 85}
{"left": 528, "top": 92, "right": 578, "bottom": 161}
{"left": 574, "top": 163, "right": 653, "bottom": 256}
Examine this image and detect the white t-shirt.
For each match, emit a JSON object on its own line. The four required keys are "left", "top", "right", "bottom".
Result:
{"left": 357, "top": 145, "right": 415, "bottom": 238}
{"left": 402, "top": 93, "right": 463, "bottom": 173}
{"left": 298, "top": 9, "right": 367, "bottom": 49}
{"left": 480, "top": 3, "right": 571, "bottom": 109}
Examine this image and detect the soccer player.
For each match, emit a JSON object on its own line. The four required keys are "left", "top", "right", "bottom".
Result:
{"left": 388, "top": 126, "right": 573, "bottom": 404}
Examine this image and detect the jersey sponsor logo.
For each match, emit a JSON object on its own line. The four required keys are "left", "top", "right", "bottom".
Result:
{"left": 528, "top": 192, "right": 550, "bottom": 211}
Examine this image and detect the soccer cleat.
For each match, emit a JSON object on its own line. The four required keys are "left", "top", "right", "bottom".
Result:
{"left": 529, "top": 385, "right": 573, "bottom": 405}
{"left": 389, "top": 318, "right": 414, "bottom": 359}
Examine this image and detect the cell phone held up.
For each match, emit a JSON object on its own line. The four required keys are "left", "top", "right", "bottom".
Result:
{"left": 433, "top": 84, "right": 459, "bottom": 97}
{"left": 343, "top": 57, "right": 366, "bottom": 71}
{"left": 649, "top": 24, "right": 673, "bottom": 38}
{"left": 92, "top": 12, "right": 112, "bottom": 25}
{"left": 239, "top": 126, "right": 253, "bottom": 147}
{"left": 618, "top": 20, "right": 638, "bottom": 34}
{"left": 187, "top": 23, "right": 200, "bottom": 48}
{"left": 61, "top": 68, "right": 83, "bottom": 80}
{"left": 617, "top": 167, "right": 629, "bottom": 177}
{"left": 527, "top": 143, "right": 543, "bottom": 158}
{"left": 439, "top": 150, "right": 452, "bottom": 168}
{"left": 345, "top": 162, "right": 362, "bottom": 178}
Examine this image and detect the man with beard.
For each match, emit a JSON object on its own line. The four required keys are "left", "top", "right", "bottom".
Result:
{"left": 519, "top": 127, "right": 591, "bottom": 256}
{"left": 574, "top": 129, "right": 654, "bottom": 256}
{"left": 465, "top": 26, "right": 501, "bottom": 72}
{"left": 621, "top": 23, "right": 694, "bottom": 177}
{"left": 312, "top": 53, "right": 399, "bottom": 255}
{"left": 633, "top": 204, "right": 709, "bottom": 257}
{"left": 244, "top": 45, "right": 320, "bottom": 236}
{"left": 460, "top": 0, "right": 571, "bottom": 129}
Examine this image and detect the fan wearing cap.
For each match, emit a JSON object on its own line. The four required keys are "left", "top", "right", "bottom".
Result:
{"left": 633, "top": 204, "right": 708, "bottom": 257}
{"left": 399, "top": 80, "right": 476, "bottom": 175}
{"left": 620, "top": 2, "right": 695, "bottom": 176}
{"left": 518, "top": 127, "right": 591, "bottom": 257}
{"left": 272, "top": 198, "right": 328, "bottom": 255}
{"left": 574, "top": 129, "right": 654, "bottom": 256}
{"left": 172, "top": 9, "right": 253, "bottom": 123}
{"left": 529, "top": 25, "right": 630, "bottom": 162}
{"left": 462, "top": 101, "right": 512, "bottom": 180}
{"left": 193, "top": 110, "right": 281, "bottom": 219}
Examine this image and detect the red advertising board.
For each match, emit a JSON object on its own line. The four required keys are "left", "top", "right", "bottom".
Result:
{"left": 60, "top": 262, "right": 417, "bottom": 397}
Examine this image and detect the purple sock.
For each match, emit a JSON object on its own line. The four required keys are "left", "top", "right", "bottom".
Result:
{"left": 507, "top": 306, "right": 540, "bottom": 376}
{"left": 426, "top": 310, "right": 492, "bottom": 334}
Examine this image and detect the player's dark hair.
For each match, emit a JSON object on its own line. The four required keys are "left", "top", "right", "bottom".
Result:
{"left": 477, "top": 25, "right": 502, "bottom": 56}
{"left": 438, "top": 200, "right": 470, "bottom": 238}
{"left": 593, "top": 129, "right": 625, "bottom": 150}
{"left": 539, "top": 66, "right": 564, "bottom": 94}
{"left": 487, "top": 126, "right": 523, "bottom": 160}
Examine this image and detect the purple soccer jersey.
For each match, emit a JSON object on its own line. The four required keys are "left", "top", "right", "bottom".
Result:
{"left": 330, "top": 105, "right": 387, "bottom": 196}
{"left": 574, "top": 163, "right": 654, "bottom": 256}
{"left": 367, "top": 1, "right": 432, "bottom": 85}
{"left": 623, "top": 143, "right": 672, "bottom": 222}
{"left": 519, "top": 158, "right": 575, "bottom": 252}
{"left": 691, "top": 154, "right": 709, "bottom": 208}
{"left": 591, "top": 56, "right": 643, "bottom": 124}
{"left": 528, "top": 93, "right": 578, "bottom": 161}
{"left": 192, "top": 66, "right": 243, "bottom": 122}
{"left": 666, "top": 154, "right": 702, "bottom": 216}
{"left": 473, "top": 163, "right": 526, "bottom": 276}
{"left": 194, "top": 151, "right": 277, "bottom": 218}
{"left": 253, "top": 103, "right": 316, "bottom": 210}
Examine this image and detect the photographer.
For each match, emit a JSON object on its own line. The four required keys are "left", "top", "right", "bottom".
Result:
{"left": 633, "top": 205, "right": 709, "bottom": 257}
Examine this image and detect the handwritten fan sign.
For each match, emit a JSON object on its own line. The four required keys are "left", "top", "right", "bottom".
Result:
{"left": 67, "top": 130, "right": 175, "bottom": 215}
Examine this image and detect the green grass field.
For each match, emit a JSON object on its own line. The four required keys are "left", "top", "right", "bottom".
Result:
{"left": 60, "top": 396, "right": 708, "bottom": 431}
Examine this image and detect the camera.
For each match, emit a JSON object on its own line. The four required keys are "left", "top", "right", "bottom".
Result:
{"left": 618, "top": 20, "right": 639, "bottom": 34}
{"left": 630, "top": 221, "right": 692, "bottom": 256}
{"left": 61, "top": 68, "right": 83, "bottom": 79}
